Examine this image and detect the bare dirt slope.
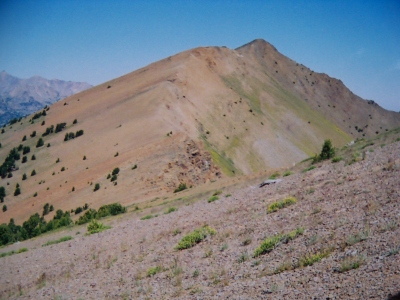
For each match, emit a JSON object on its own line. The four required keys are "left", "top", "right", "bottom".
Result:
{"left": 0, "top": 131, "right": 399, "bottom": 299}
{"left": 0, "top": 39, "right": 399, "bottom": 225}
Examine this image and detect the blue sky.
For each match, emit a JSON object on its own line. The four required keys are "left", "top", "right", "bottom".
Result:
{"left": 0, "top": 0, "right": 399, "bottom": 111}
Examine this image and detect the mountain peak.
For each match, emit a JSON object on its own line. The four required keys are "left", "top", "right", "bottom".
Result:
{"left": 236, "top": 38, "right": 278, "bottom": 52}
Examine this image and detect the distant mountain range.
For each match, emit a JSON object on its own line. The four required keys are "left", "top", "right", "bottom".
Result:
{"left": 0, "top": 71, "right": 92, "bottom": 125}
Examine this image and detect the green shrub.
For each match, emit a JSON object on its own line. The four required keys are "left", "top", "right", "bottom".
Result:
{"left": 175, "top": 226, "right": 216, "bottom": 250}
{"left": 331, "top": 156, "right": 343, "bottom": 163}
{"left": 340, "top": 256, "right": 365, "bottom": 272}
{"left": 75, "top": 203, "right": 126, "bottom": 225}
{"left": 165, "top": 207, "right": 178, "bottom": 214}
{"left": 14, "top": 185, "right": 21, "bottom": 196}
{"left": 17, "top": 247, "right": 28, "bottom": 253}
{"left": 42, "top": 236, "right": 73, "bottom": 247}
{"left": 147, "top": 266, "right": 163, "bottom": 277}
{"left": 0, "top": 247, "right": 28, "bottom": 258}
{"left": 208, "top": 196, "right": 219, "bottom": 203}
{"left": 76, "top": 208, "right": 97, "bottom": 225}
{"left": 87, "top": 220, "right": 110, "bottom": 234}
{"left": 283, "top": 171, "right": 293, "bottom": 177}
{"left": 298, "top": 249, "right": 330, "bottom": 267}
{"left": 267, "top": 197, "right": 297, "bottom": 213}
{"left": 141, "top": 215, "right": 153, "bottom": 220}
{"left": 268, "top": 172, "right": 280, "bottom": 179}
{"left": 302, "top": 165, "right": 316, "bottom": 173}
{"left": 174, "top": 183, "right": 187, "bottom": 193}
{"left": 112, "top": 167, "right": 120, "bottom": 175}
{"left": 93, "top": 183, "right": 100, "bottom": 192}
{"left": 237, "top": 251, "right": 249, "bottom": 263}
{"left": 253, "top": 227, "right": 303, "bottom": 257}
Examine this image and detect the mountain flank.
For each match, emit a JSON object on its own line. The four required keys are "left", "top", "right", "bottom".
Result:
{"left": 0, "top": 71, "right": 92, "bottom": 125}
{"left": 0, "top": 129, "right": 399, "bottom": 299}
{"left": 0, "top": 39, "right": 399, "bottom": 225}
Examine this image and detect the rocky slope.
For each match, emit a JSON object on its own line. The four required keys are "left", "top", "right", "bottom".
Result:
{"left": 0, "top": 129, "right": 399, "bottom": 299}
{"left": 0, "top": 71, "right": 92, "bottom": 125}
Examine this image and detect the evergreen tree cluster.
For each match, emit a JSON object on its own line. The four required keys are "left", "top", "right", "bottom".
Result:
{"left": 76, "top": 203, "right": 126, "bottom": 225}
{"left": 0, "top": 148, "right": 20, "bottom": 178}
{"left": 64, "top": 129, "right": 84, "bottom": 141}
{"left": 0, "top": 209, "right": 72, "bottom": 246}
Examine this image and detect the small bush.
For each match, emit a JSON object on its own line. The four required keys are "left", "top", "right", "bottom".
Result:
{"left": 93, "top": 183, "right": 100, "bottom": 192}
{"left": 237, "top": 251, "right": 249, "bottom": 263}
{"left": 267, "top": 197, "right": 297, "bottom": 213}
{"left": 36, "top": 138, "right": 44, "bottom": 148}
{"left": 208, "top": 196, "right": 219, "bottom": 203}
{"left": 141, "top": 215, "right": 153, "bottom": 220}
{"left": 175, "top": 226, "right": 216, "bottom": 250}
{"left": 331, "top": 156, "right": 343, "bottom": 163}
{"left": 340, "top": 256, "right": 365, "bottom": 272}
{"left": 87, "top": 220, "right": 110, "bottom": 234}
{"left": 268, "top": 172, "right": 280, "bottom": 180}
{"left": 165, "top": 207, "right": 178, "bottom": 214}
{"left": 147, "top": 266, "right": 163, "bottom": 277}
{"left": 346, "top": 230, "right": 369, "bottom": 246}
{"left": 253, "top": 228, "right": 303, "bottom": 257}
{"left": 298, "top": 249, "right": 330, "bottom": 267}
{"left": 213, "top": 190, "right": 222, "bottom": 196}
{"left": 302, "top": 165, "right": 316, "bottom": 173}
{"left": 174, "top": 183, "right": 187, "bottom": 193}
{"left": 283, "top": 170, "right": 293, "bottom": 177}
{"left": 0, "top": 247, "right": 28, "bottom": 258}
{"left": 112, "top": 167, "right": 120, "bottom": 175}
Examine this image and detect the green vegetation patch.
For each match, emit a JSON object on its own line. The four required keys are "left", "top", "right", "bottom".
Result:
{"left": 164, "top": 207, "right": 178, "bottom": 214}
{"left": 283, "top": 170, "right": 293, "bottom": 177}
{"left": 253, "top": 227, "right": 304, "bottom": 257}
{"left": 302, "top": 165, "right": 316, "bottom": 173}
{"left": 331, "top": 156, "right": 343, "bottom": 163}
{"left": 267, "top": 197, "right": 297, "bottom": 213}
{"left": 76, "top": 203, "right": 126, "bottom": 225}
{"left": 147, "top": 266, "right": 163, "bottom": 277}
{"left": 174, "top": 183, "right": 187, "bottom": 193}
{"left": 42, "top": 236, "right": 73, "bottom": 247}
{"left": 298, "top": 249, "right": 330, "bottom": 267}
{"left": 201, "top": 136, "right": 239, "bottom": 176}
{"left": 87, "top": 220, "right": 111, "bottom": 235}
{"left": 208, "top": 195, "right": 219, "bottom": 203}
{"left": 221, "top": 75, "right": 262, "bottom": 114}
{"left": 340, "top": 256, "right": 365, "bottom": 273}
{"left": 268, "top": 172, "right": 280, "bottom": 180}
{"left": 0, "top": 247, "right": 28, "bottom": 258}
{"left": 175, "top": 225, "right": 216, "bottom": 250}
